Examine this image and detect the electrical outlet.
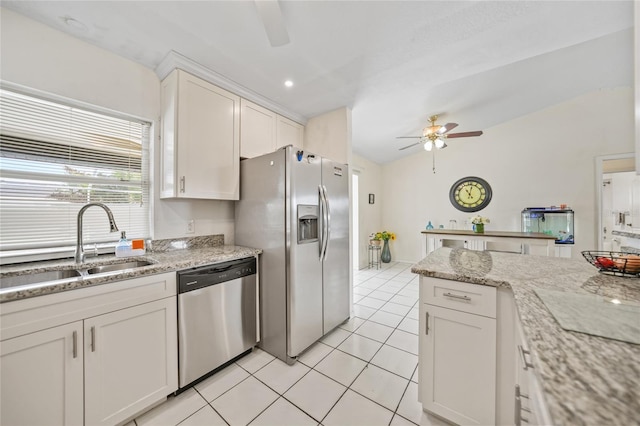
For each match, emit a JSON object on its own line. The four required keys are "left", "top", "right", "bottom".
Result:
{"left": 187, "top": 219, "right": 195, "bottom": 234}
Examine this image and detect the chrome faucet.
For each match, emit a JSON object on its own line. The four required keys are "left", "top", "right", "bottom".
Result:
{"left": 75, "top": 203, "right": 119, "bottom": 263}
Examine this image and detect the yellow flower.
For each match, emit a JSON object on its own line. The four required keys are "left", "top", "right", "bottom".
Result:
{"left": 373, "top": 231, "right": 396, "bottom": 241}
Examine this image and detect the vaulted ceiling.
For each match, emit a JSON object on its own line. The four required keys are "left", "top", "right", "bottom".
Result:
{"left": 2, "top": 1, "right": 634, "bottom": 163}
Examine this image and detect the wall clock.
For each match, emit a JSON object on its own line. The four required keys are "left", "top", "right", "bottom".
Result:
{"left": 449, "top": 176, "right": 492, "bottom": 212}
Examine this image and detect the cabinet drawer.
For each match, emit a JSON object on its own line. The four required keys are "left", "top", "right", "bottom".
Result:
{"left": 421, "top": 277, "right": 496, "bottom": 318}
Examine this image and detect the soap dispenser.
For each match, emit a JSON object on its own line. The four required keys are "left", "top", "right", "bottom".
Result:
{"left": 115, "top": 231, "right": 131, "bottom": 257}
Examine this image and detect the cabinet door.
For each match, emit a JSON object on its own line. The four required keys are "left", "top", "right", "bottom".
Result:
{"left": 276, "top": 115, "right": 304, "bottom": 149}
{"left": 176, "top": 71, "right": 240, "bottom": 200}
{"left": 240, "top": 99, "right": 277, "bottom": 158}
{"left": 1, "top": 322, "right": 83, "bottom": 426}
{"left": 84, "top": 297, "right": 178, "bottom": 426}
{"left": 421, "top": 304, "right": 496, "bottom": 425}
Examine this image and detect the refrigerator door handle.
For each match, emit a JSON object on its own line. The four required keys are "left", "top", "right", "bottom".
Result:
{"left": 319, "top": 185, "right": 327, "bottom": 261}
{"left": 322, "top": 185, "right": 331, "bottom": 259}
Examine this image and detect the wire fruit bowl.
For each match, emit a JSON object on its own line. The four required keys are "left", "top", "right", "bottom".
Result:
{"left": 581, "top": 251, "right": 640, "bottom": 278}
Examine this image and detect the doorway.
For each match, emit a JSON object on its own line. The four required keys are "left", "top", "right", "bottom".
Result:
{"left": 596, "top": 153, "right": 637, "bottom": 250}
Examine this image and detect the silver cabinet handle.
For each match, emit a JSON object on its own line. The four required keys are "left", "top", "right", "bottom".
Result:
{"left": 443, "top": 292, "right": 471, "bottom": 301}
{"left": 425, "top": 311, "right": 429, "bottom": 335}
{"left": 90, "top": 326, "right": 96, "bottom": 352}
{"left": 72, "top": 331, "right": 78, "bottom": 359}
{"left": 518, "top": 345, "right": 534, "bottom": 370}
{"left": 515, "top": 384, "right": 529, "bottom": 399}
{"left": 180, "top": 176, "right": 185, "bottom": 193}
{"left": 514, "top": 386, "right": 530, "bottom": 425}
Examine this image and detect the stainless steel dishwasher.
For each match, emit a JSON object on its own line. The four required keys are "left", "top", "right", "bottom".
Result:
{"left": 177, "top": 257, "right": 257, "bottom": 390}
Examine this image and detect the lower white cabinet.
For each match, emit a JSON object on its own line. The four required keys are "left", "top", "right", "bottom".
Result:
{"left": 514, "top": 317, "right": 552, "bottom": 426}
{"left": 0, "top": 272, "right": 178, "bottom": 426}
{"left": 1, "top": 322, "right": 84, "bottom": 426}
{"left": 419, "top": 277, "right": 497, "bottom": 425}
{"left": 420, "top": 304, "right": 496, "bottom": 425}
{"left": 85, "top": 298, "right": 177, "bottom": 426}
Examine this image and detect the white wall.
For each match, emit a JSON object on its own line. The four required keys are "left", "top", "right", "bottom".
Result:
{"left": 0, "top": 8, "right": 235, "bottom": 242}
{"left": 382, "top": 88, "right": 635, "bottom": 262}
{"left": 352, "top": 155, "right": 383, "bottom": 268}
{"left": 304, "top": 107, "right": 352, "bottom": 165}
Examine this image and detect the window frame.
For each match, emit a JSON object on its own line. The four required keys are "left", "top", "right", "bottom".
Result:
{"left": 0, "top": 81, "right": 154, "bottom": 265}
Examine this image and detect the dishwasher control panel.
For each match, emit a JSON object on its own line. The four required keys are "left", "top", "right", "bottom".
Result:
{"left": 177, "top": 257, "right": 257, "bottom": 293}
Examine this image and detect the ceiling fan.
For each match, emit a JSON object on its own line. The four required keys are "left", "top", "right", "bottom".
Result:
{"left": 397, "top": 115, "right": 483, "bottom": 151}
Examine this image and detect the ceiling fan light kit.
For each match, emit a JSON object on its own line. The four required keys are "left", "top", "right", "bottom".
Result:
{"left": 397, "top": 114, "right": 483, "bottom": 151}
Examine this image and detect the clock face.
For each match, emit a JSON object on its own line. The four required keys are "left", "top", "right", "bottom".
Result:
{"left": 449, "top": 176, "right": 492, "bottom": 212}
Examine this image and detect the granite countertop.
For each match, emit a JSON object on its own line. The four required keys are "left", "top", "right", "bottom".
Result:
{"left": 411, "top": 248, "right": 640, "bottom": 425}
{"left": 421, "top": 229, "right": 556, "bottom": 239}
{"left": 0, "top": 235, "right": 261, "bottom": 303}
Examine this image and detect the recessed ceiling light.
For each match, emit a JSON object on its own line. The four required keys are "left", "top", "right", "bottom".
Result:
{"left": 60, "top": 16, "right": 88, "bottom": 32}
{"left": 284, "top": 80, "right": 294, "bottom": 88}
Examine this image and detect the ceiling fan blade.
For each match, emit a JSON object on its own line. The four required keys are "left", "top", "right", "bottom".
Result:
{"left": 439, "top": 123, "right": 458, "bottom": 134}
{"left": 396, "top": 136, "right": 422, "bottom": 139}
{"left": 446, "top": 130, "right": 483, "bottom": 139}
{"left": 254, "top": 0, "right": 290, "bottom": 47}
{"left": 399, "top": 142, "right": 422, "bottom": 150}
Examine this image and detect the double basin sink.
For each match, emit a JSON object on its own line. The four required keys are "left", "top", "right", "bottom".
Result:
{"left": 1, "top": 260, "right": 154, "bottom": 290}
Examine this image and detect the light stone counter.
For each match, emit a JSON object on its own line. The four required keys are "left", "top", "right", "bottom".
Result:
{"left": 0, "top": 235, "right": 261, "bottom": 303}
{"left": 411, "top": 248, "right": 640, "bottom": 426}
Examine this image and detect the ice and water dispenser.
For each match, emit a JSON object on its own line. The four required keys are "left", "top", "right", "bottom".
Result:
{"left": 297, "top": 204, "right": 318, "bottom": 243}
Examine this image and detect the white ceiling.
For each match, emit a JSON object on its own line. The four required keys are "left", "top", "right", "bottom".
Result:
{"left": 2, "top": 1, "right": 634, "bottom": 164}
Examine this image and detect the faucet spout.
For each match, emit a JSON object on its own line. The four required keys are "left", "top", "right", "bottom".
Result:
{"left": 75, "top": 203, "right": 120, "bottom": 264}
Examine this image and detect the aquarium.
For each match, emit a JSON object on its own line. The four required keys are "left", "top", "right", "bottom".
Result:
{"left": 521, "top": 208, "right": 574, "bottom": 244}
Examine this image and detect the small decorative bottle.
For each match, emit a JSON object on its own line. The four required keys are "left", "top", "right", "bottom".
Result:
{"left": 426, "top": 221, "right": 434, "bottom": 230}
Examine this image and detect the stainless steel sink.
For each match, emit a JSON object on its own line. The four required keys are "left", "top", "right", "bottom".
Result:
{"left": 1, "top": 259, "right": 155, "bottom": 291}
{"left": 86, "top": 260, "right": 154, "bottom": 275}
{"left": 1, "top": 269, "right": 82, "bottom": 289}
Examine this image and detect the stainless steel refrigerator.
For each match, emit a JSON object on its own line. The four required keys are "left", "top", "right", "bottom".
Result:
{"left": 235, "top": 145, "right": 350, "bottom": 364}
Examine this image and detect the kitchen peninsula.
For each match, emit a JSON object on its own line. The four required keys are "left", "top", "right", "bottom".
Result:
{"left": 421, "top": 229, "right": 558, "bottom": 258}
{"left": 412, "top": 248, "right": 640, "bottom": 425}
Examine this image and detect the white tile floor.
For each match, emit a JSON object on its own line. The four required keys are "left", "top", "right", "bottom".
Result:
{"left": 132, "top": 262, "right": 449, "bottom": 426}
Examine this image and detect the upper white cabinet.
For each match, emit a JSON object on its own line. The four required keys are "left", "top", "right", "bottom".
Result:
{"left": 276, "top": 114, "right": 304, "bottom": 149}
{"left": 240, "top": 99, "right": 305, "bottom": 159}
{"left": 240, "top": 99, "right": 277, "bottom": 158}
{"left": 161, "top": 69, "right": 240, "bottom": 200}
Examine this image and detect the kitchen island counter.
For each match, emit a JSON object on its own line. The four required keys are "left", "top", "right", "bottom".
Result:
{"left": 412, "top": 248, "right": 640, "bottom": 425}
{"left": 0, "top": 235, "right": 261, "bottom": 303}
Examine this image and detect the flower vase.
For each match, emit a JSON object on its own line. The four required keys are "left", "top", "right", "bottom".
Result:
{"left": 381, "top": 239, "right": 391, "bottom": 263}
{"left": 473, "top": 223, "right": 485, "bottom": 233}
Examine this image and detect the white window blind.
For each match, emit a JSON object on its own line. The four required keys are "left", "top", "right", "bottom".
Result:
{"left": 0, "top": 87, "right": 150, "bottom": 252}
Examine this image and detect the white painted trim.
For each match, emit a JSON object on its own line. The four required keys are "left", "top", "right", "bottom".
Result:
{"left": 595, "top": 152, "right": 635, "bottom": 250}
{"left": 154, "top": 51, "right": 307, "bottom": 125}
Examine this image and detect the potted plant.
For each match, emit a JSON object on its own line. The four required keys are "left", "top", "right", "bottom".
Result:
{"left": 369, "top": 233, "right": 382, "bottom": 246}
{"left": 470, "top": 215, "right": 490, "bottom": 233}
{"left": 372, "top": 231, "right": 396, "bottom": 262}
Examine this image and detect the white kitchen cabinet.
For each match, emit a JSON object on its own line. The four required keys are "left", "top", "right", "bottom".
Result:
{"left": 0, "top": 272, "right": 178, "bottom": 426}
{"left": 419, "top": 277, "right": 497, "bottom": 425}
{"left": 240, "top": 99, "right": 277, "bottom": 158}
{"left": 161, "top": 69, "right": 240, "bottom": 200}
{"left": 514, "top": 316, "right": 552, "bottom": 426}
{"left": 0, "top": 321, "right": 84, "bottom": 426}
{"left": 276, "top": 114, "right": 304, "bottom": 149}
{"left": 240, "top": 98, "right": 305, "bottom": 159}
{"left": 84, "top": 297, "right": 177, "bottom": 426}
